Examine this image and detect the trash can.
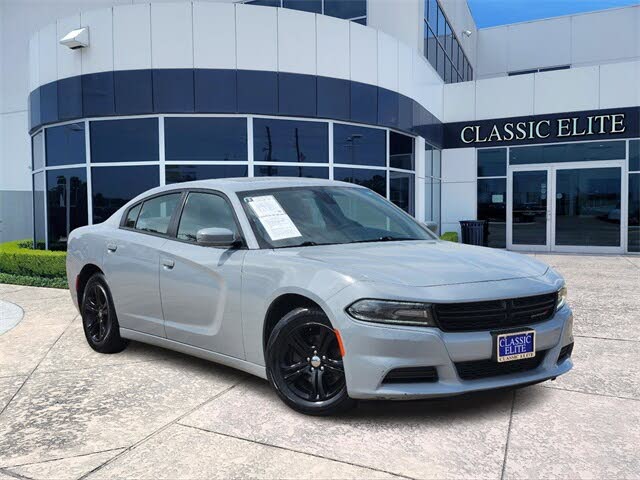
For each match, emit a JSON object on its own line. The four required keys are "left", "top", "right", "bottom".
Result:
{"left": 459, "top": 220, "right": 487, "bottom": 246}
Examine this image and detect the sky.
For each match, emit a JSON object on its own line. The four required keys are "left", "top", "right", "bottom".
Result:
{"left": 467, "top": 0, "right": 640, "bottom": 28}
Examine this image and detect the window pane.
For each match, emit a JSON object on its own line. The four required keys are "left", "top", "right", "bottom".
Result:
{"left": 253, "top": 118, "right": 328, "bottom": 163}
{"left": 32, "top": 132, "right": 44, "bottom": 170}
{"left": 433, "top": 179, "right": 441, "bottom": 227}
{"left": 91, "top": 165, "right": 159, "bottom": 224}
{"left": 90, "top": 118, "right": 159, "bottom": 163}
{"left": 136, "top": 193, "right": 181, "bottom": 235}
{"left": 510, "top": 141, "right": 626, "bottom": 165}
{"left": 389, "top": 132, "right": 415, "bottom": 170}
{"left": 424, "top": 176, "right": 433, "bottom": 221}
{"left": 165, "top": 118, "right": 247, "bottom": 161}
{"left": 333, "top": 124, "right": 385, "bottom": 167}
{"left": 629, "top": 173, "right": 640, "bottom": 252}
{"left": 425, "top": 146, "right": 434, "bottom": 177}
{"left": 177, "top": 192, "right": 238, "bottom": 242}
{"left": 390, "top": 171, "right": 415, "bottom": 215}
{"left": 124, "top": 203, "right": 142, "bottom": 228}
{"left": 477, "top": 178, "right": 506, "bottom": 248}
{"left": 283, "top": 0, "right": 321, "bottom": 13}
{"left": 427, "top": 0, "right": 438, "bottom": 24}
{"left": 630, "top": 140, "right": 640, "bottom": 172}
{"left": 437, "top": 45, "right": 445, "bottom": 79}
{"left": 437, "top": 6, "right": 445, "bottom": 37}
{"left": 46, "top": 168, "right": 88, "bottom": 250}
{"left": 425, "top": 25, "right": 438, "bottom": 72}
{"left": 333, "top": 167, "right": 386, "bottom": 196}
{"left": 433, "top": 148, "right": 441, "bottom": 178}
{"left": 444, "top": 22, "right": 452, "bottom": 59}
{"left": 166, "top": 164, "right": 248, "bottom": 184}
{"left": 351, "top": 17, "right": 366, "bottom": 25}
{"left": 255, "top": 165, "right": 329, "bottom": 178}
{"left": 478, "top": 148, "right": 507, "bottom": 177}
{"left": 444, "top": 59, "right": 451, "bottom": 83}
{"left": 324, "top": 0, "right": 366, "bottom": 19}
{"left": 33, "top": 172, "right": 46, "bottom": 249}
{"left": 46, "top": 123, "right": 85, "bottom": 166}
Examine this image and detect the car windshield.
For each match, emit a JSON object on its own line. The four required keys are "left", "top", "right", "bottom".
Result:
{"left": 237, "top": 186, "right": 436, "bottom": 248}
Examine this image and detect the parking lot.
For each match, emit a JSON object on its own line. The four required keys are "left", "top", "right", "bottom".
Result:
{"left": 0, "top": 254, "right": 638, "bottom": 480}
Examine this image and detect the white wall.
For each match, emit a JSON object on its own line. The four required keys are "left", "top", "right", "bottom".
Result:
{"left": 444, "top": 60, "right": 640, "bottom": 123}
{"left": 440, "top": 147, "right": 476, "bottom": 237}
{"left": 476, "top": 5, "right": 640, "bottom": 78}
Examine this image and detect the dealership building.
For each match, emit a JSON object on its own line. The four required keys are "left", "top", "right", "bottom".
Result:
{"left": 0, "top": 0, "right": 638, "bottom": 253}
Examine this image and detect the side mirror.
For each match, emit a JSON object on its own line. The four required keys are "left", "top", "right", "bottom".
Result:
{"left": 423, "top": 221, "right": 439, "bottom": 234}
{"left": 196, "top": 227, "right": 237, "bottom": 247}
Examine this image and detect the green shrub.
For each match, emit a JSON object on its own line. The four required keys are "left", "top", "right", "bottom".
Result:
{"left": 0, "top": 240, "right": 67, "bottom": 278}
{"left": 0, "top": 272, "right": 68, "bottom": 289}
{"left": 440, "top": 231, "right": 459, "bottom": 243}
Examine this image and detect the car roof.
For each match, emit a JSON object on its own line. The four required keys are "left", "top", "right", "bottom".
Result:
{"left": 137, "top": 177, "right": 364, "bottom": 196}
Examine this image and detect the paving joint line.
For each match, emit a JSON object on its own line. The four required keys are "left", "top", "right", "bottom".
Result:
{"left": 541, "top": 383, "right": 639, "bottom": 402}
{"left": 177, "top": 423, "right": 415, "bottom": 480}
{"left": 500, "top": 390, "right": 516, "bottom": 480}
{"left": 78, "top": 378, "right": 248, "bottom": 480}
{"left": 0, "top": 447, "right": 126, "bottom": 470}
{"left": 573, "top": 334, "right": 639, "bottom": 343}
{"left": 0, "top": 317, "right": 76, "bottom": 418}
{"left": 0, "top": 467, "right": 34, "bottom": 480}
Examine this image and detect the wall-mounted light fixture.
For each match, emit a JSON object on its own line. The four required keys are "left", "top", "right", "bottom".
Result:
{"left": 462, "top": 30, "right": 472, "bottom": 37}
{"left": 59, "top": 27, "right": 89, "bottom": 50}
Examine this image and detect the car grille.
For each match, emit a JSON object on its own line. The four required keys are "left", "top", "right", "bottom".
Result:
{"left": 454, "top": 350, "right": 548, "bottom": 381}
{"left": 558, "top": 342, "right": 574, "bottom": 363}
{"left": 382, "top": 366, "right": 439, "bottom": 384}
{"left": 433, "top": 292, "right": 558, "bottom": 332}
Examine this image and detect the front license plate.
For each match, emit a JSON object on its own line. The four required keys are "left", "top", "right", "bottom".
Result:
{"left": 496, "top": 330, "right": 536, "bottom": 363}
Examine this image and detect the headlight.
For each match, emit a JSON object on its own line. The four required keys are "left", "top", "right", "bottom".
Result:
{"left": 556, "top": 285, "right": 567, "bottom": 311}
{"left": 346, "top": 299, "right": 436, "bottom": 326}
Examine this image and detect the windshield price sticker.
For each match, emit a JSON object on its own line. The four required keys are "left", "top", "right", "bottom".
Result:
{"left": 245, "top": 195, "right": 302, "bottom": 241}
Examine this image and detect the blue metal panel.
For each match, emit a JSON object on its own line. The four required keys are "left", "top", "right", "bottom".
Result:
{"left": 317, "top": 76, "right": 350, "bottom": 121}
{"left": 115, "top": 70, "right": 153, "bottom": 115}
{"left": 40, "top": 82, "right": 59, "bottom": 125}
{"left": 153, "top": 69, "right": 195, "bottom": 113}
{"left": 278, "top": 72, "right": 316, "bottom": 117}
{"left": 350, "top": 81, "right": 377, "bottom": 124}
{"left": 237, "top": 70, "right": 278, "bottom": 114}
{"left": 195, "top": 69, "right": 237, "bottom": 113}
{"left": 57, "top": 76, "right": 83, "bottom": 120}
{"left": 82, "top": 71, "right": 115, "bottom": 117}
{"left": 378, "top": 87, "right": 399, "bottom": 129}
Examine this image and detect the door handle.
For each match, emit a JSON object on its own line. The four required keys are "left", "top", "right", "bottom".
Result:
{"left": 106, "top": 243, "right": 117, "bottom": 252}
{"left": 162, "top": 258, "right": 175, "bottom": 270}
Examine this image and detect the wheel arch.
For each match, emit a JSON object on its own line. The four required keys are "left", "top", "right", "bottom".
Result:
{"left": 76, "top": 264, "right": 104, "bottom": 308}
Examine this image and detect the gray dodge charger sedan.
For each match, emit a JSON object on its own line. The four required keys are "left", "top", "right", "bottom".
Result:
{"left": 67, "top": 178, "right": 574, "bottom": 415}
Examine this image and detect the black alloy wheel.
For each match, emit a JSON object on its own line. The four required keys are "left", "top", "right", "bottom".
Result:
{"left": 267, "top": 308, "right": 356, "bottom": 415}
{"left": 81, "top": 273, "right": 128, "bottom": 354}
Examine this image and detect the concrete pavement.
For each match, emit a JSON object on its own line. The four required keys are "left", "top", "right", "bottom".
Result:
{"left": 0, "top": 254, "right": 638, "bottom": 479}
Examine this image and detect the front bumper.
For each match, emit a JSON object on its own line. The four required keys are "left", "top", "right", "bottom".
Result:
{"left": 336, "top": 304, "right": 574, "bottom": 400}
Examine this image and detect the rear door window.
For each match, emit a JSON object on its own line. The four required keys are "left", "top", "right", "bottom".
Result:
{"left": 135, "top": 193, "right": 181, "bottom": 235}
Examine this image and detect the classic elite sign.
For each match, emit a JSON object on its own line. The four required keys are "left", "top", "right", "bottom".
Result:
{"left": 443, "top": 106, "right": 640, "bottom": 148}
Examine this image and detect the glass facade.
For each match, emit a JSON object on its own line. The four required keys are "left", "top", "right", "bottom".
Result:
{"left": 31, "top": 116, "right": 419, "bottom": 249}
{"left": 424, "top": 0, "right": 472, "bottom": 83}
{"left": 244, "top": 0, "right": 366, "bottom": 23}
{"left": 630, "top": 142, "right": 640, "bottom": 252}
{"left": 477, "top": 148, "right": 507, "bottom": 247}
{"left": 510, "top": 141, "right": 626, "bottom": 165}
{"left": 46, "top": 168, "right": 88, "bottom": 250}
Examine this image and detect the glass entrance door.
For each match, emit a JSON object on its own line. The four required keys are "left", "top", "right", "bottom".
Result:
{"left": 509, "top": 169, "right": 550, "bottom": 251}
{"left": 508, "top": 163, "right": 624, "bottom": 253}
{"left": 553, "top": 166, "right": 623, "bottom": 252}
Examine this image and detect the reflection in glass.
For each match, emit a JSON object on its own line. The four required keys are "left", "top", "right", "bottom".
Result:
{"left": 510, "top": 141, "right": 625, "bottom": 165}
{"left": 46, "top": 123, "right": 85, "bottom": 167}
{"left": 512, "top": 170, "right": 548, "bottom": 246}
{"left": 178, "top": 193, "right": 239, "bottom": 242}
{"left": 389, "top": 132, "right": 414, "bottom": 170}
{"left": 166, "top": 164, "right": 248, "bottom": 184}
{"left": 333, "top": 124, "right": 385, "bottom": 167}
{"left": 283, "top": 0, "right": 321, "bottom": 13}
{"left": 254, "top": 119, "right": 328, "bottom": 163}
{"left": 165, "top": 117, "right": 247, "bottom": 162}
{"left": 92, "top": 166, "right": 159, "bottom": 224}
{"left": 334, "top": 167, "right": 386, "bottom": 197}
{"left": 136, "top": 193, "right": 181, "bottom": 235}
{"left": 32, "top": 132, "right": 44, "bottom": 170}
{"left": 390, "top": 171, "right": 415, "bottom": 214}
{"left": 33, "top": 173, "right": 46, "bottom": 249}
{"left": 478, "top": 148, "right": 507, "bottom": 177}
{"left": 629, "top": 173, "right": 640, "bottom": 252}
{"left": 478, "top": 178, "right": 506, "bottom": 248}
{"left": 90, "top": 118, "right": 159, "bottom": 163}
{"left": 255, "top": 165, "right": 329, "bottom": 178}
{"left": 555, "top": 168, "right": 621, "bottom": 247}
{"left": 46, "top": 168, "right": 88, "bottom": 250}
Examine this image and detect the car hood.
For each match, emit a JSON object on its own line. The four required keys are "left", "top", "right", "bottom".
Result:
{"left": 283, "top": 240, "right": 549, "bottom": 287}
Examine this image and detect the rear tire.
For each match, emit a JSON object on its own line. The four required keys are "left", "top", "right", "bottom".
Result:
{"left": 266, "top": 307, "right": 356, "bottom": 416}
{"left": 81, "top": 273, "right": 128, "bottom": 354}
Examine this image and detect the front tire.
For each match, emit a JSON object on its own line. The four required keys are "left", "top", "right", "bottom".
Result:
{"left": 266, "top": 308, "right": 356, "bottom": 416}
{"left": 81, "top": 273, "right": 128, "bottom": 354}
